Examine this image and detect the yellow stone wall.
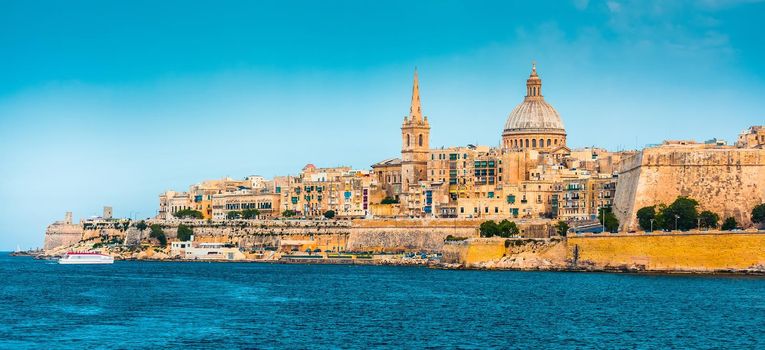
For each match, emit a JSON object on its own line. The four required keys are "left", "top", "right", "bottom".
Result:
{"left": 613, "top": 145, "right": 765, "bottom": 230}
{"left": 567, "top": 232, "right": 765, "bottom": 271}
{"left": 442, "top": 238, "right": 506, "bottom": 266}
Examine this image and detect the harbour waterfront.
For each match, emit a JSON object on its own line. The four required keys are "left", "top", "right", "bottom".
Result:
{"left": 2, "top": 253, "right": 764, "bottom": 349}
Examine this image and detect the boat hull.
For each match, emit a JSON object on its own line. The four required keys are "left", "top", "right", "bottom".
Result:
{"left": 58, "top": 254, "right": 114, "bottom": 264}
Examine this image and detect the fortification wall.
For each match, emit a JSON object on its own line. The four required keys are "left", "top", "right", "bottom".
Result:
{"left": 442, "top": 238, "right": 506, "bottom": 266}
{"left": 613, "top": 147, "right": 765, "bottom": 231}
{"left": 44, "top": 224, "right": 83, "bottom": 250}
{"left": 567, "top": 231, "right": 765, "bottom": 272}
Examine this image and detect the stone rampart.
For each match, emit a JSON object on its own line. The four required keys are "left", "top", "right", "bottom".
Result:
{"left": 613, "top": 146, "right": 765, "bottom": 231}
{"left": 44, "top": 224, "right": 83, "bottom": 250}
{"left": 567, "top": 231, "right": 765, "bottom": 272}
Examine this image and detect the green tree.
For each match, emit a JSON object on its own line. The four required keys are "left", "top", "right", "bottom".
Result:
{"left": 136, "top": 220, "right": 148, "bottom": 231}
{"left": 226, "top": 211, "right": 242, "bottom": 220}
{"left": 479, "top": 220, "right": 500, "bottom": 237}
{"left": 721, "top": 217, "right": 738, "bottom": 231}
{"left": 174, "top": 209, "right": 203, "bottom": 219}
{"left": 323, "top": 210, "right": 336, "bottom": 219}
{"left": 149, "top": 224, "right": 167, "bottom": 246}
{"left": 698, "top": 210, "right": 719, "bottom": 229}
{"left": 380, "top": 197, "right": 399, "bottom": 205}
{"left": 282, "top": 209, "right": 297, "bottom": 217}
{"left": 241, "top": 209, "right": 260, "bottom": 219}
{"left": 751, "top": 204, "right": 765, "bottom": 228}
{"left": 555, "top": 221, "right": 570, "bottom": 236}
{"left": 497, "top": 219, "right": 520, "bottom": 238}
{"left": 177, "top": 224, "right": 193, "bottom": 241}
{"left": 636, "top": 206, "right": 657, "bottom": 231}
{"left": 657, "top": 196, "right": 699, "bottom": 231}
{"left": 598, "top": 207, "right": 620, "bottom": 232}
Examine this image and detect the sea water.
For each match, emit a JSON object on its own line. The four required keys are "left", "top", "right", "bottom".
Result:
{"left": 1, "top": 252, "right": 763, "bottom": 349}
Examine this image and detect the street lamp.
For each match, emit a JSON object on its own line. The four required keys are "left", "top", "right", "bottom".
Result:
{"left": 697, "top": 218, "right": 702, "bottom": 231}
{"left": 675, "top": 214, "right": 680, "bottom": 231}
{"left": 650, "top": 218, "right": 654, "bottom": 233}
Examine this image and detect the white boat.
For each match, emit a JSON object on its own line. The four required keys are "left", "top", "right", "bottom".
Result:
{"left": 58, "top": 252, "right": 114, "bottom": 264}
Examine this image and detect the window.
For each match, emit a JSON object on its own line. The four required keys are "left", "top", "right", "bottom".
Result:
{"left": 547, "top": 139, "right": 551, "bottom": 146}
{"left": 418, "top": 134, "right": 423, "bottom": 147}
{"left": 407, "top": 134, "right": 410, "bottom": 147}
{"left": 532, "top": 139, "right": 537, "bottom": 148}
{"left": 525, "top": 139, "right": 529, "bottom": 148}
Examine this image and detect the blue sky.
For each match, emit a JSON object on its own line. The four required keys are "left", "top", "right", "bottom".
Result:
{"left": 1, "top": 0, "right": 764, "bottom": 249}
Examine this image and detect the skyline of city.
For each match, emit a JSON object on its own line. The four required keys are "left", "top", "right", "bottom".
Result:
{"left": 2, "top": 0, "right": 765, "bottom": 249}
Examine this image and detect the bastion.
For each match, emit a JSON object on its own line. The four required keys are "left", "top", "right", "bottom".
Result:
{"left": 613, "top": 142, "right": 765, "bottom": 231}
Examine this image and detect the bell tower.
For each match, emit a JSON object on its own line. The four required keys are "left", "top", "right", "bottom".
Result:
{"left": 401, "top": 68, "right": 430, "bottom": 190}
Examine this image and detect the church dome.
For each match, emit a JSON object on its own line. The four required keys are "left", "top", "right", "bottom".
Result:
{"left": 503, "top": 64, "right": 566, "bottom": 135}
{"left": 504, "top": 99, "right": 565, "bottom": 133}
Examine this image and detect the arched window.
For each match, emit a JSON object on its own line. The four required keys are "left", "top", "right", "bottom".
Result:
{"left": 418, "top": 134, "right": 423, "bottom": 147}
{"left": 525, "top": 139, "right": 529, "bottom": 148}
{"left": 539, "top": 139, "right": 544, "bottom": 148}
{"left": 547, "top": 139, "right": 551, "bottom": 147}
{"left": 554, "top": 139, "right": 558, "bottom": 145}
{"left": 406, "top": 134, "right": 410, "bottom": 147}
{"left": 532, "top": 139, "right": 537, "bottom": 148}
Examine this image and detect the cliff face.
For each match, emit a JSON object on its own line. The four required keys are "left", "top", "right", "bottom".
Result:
{"left": 613, "top": 146, "right": 765, "bottom": 231}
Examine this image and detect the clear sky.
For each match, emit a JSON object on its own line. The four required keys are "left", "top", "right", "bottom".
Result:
{"left": 1, "top": 0, "right": 764, "bottom": 249}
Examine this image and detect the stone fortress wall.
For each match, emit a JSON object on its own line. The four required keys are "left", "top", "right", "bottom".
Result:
{"left": 613, "top": 144, "right": 765, "bottom": 231}
{"left": 567, "top": 231, "right": 765, "bottom": 272}
{"left": 44, "top": 218, "right": 558, "bottom": 253}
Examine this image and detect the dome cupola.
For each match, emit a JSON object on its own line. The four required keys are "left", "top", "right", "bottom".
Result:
{"left": 502, "top": 63, "right": 567, "bottom": 151}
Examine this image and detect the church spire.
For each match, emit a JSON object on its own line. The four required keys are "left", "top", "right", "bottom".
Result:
{"left": 409, "top": 68, "right": 422, "bottom": 122}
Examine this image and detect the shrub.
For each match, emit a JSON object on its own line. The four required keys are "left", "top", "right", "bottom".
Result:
{"left": 445, "top": 235, "right": 467, "bottom": 241}
{"left": 555, "top": 221, "right": 569, "bottom": 236}
{"left": 636, "top": 206, "right": 657, "bottom": 231}
{"left": 479, "top": 220, "right": 500, "bottom": 237}
{"left": 721, "top": 217, "right": 738, "bottom": 231}
{"left": 323, "top": 210, "right": 336, "bottom": 219}
{"left": 380, "top": 197, "right": 399, "bottom": 205}
{"left": 227, "top": 211, "right": 242, "bottom": 220}
{"left": 282, "top": 210, "right": 297, "bottom": 217}
{"left": 241, "top": 209, "right": 260, "bottom": 219}
{"left": 136, "top": 220, "right": 148, "bottom": 231}
{"left": 598, "top": 207, "right": 620, "bottom": 232}
{"left": 149, "top": 224, "right": 167, "bottom": 246}
{"left": 657, "top": 197, "right": 698, "bottom": 231}
{"left": 698, "top": 210, "right": 719, "bottom": 229}
{"left": 752, "top": 204, "right": 765, "bottom": 227}
{"left": 174, "top": 209, "right": 203, "bottom": 219}
{"left": 497, "top": 219, "right": 520, "bottom": 238}
{"left": 177, "top": 224, "right": 193, "bottom": 241}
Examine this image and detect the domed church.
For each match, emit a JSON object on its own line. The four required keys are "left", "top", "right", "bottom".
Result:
{"left": 502, "top": 64, "right": 568, "bottom": 153}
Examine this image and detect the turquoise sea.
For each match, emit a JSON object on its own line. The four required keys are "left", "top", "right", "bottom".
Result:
{"left": 1, "top": 252, "right": 764, "bottom": 349}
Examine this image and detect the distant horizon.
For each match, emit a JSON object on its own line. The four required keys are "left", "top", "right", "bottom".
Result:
{"left": 2, "top": 0, "right": 765, "bottom": 249}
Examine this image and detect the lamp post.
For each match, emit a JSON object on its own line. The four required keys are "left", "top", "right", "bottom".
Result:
{"left": 697, "top": 218, "right": 702, "bottom": 231}
{"left": 675, "top": 214, "right": 680, "bottom": 231}
{"left": 650, "top": 218, "right": 654, "bottom": 233}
